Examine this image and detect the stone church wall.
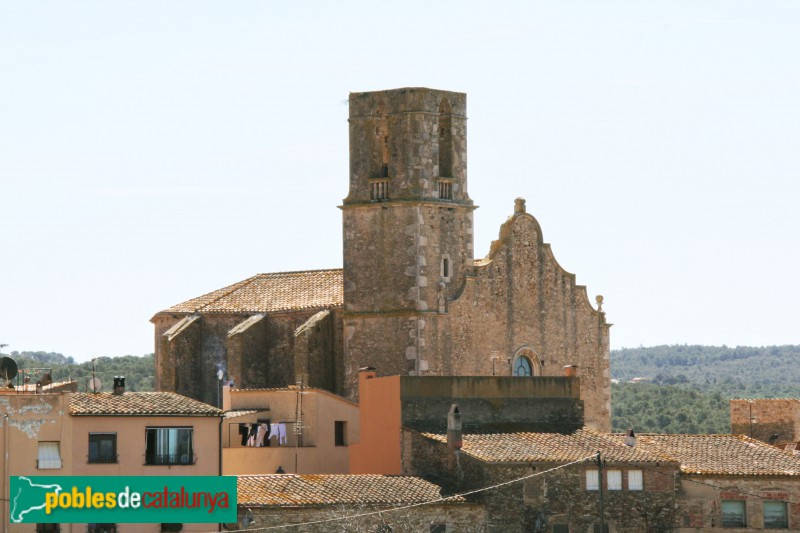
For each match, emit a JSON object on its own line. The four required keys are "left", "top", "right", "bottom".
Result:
{"left": 428, "top": 200, "right": 611, "bottom": 431}
{"left": 155, "top": 310, "right": 341, "bottom": 404}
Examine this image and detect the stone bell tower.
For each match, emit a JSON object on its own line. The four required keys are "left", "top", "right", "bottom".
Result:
{"left": 341, "top": 88, "right": 475, "bottom": 395}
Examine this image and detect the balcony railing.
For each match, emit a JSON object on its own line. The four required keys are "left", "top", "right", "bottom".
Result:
{"left": 88, "top": 454, "right": 118, "bottom": 464}
{"left": 145, "top": 453, "right": 196, "bottom": 466}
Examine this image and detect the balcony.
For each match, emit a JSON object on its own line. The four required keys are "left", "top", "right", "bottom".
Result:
{"left": 145, "top": 453, "right": 197, "bottom": 466}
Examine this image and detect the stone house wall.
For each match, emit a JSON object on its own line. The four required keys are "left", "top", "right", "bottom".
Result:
{"left": 674, "top": 475, "right": 800, "bottom": 531}
{"left": 405, "top": 431, "right": 681, "bottom": 533}
{"left": 241, "top": 502, "right": 485, "bottom": 532}
{"left": 730, "top": 398, "right": 800, "bottom": 444}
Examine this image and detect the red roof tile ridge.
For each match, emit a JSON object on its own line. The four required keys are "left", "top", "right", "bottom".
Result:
{"left": 190, "top": 274, "right": 261, "bottom": 313}
{"left": 254, "top": 268, "right": 343, "bottom": 276}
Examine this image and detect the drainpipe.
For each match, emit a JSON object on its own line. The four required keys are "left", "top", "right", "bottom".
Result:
{"left": 3, "top": 413, "right": 9, "bottom": 533}
{"left": 218, "top": 414, "right": 223, "bottom": 533}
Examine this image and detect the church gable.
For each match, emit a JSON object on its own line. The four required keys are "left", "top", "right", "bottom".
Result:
{"left": 444, "top": 197, "right": 611, "bottom": 430}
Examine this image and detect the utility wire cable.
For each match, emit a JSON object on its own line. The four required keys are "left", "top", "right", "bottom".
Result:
{"left": 217, "top": 454, "right": 597, "bottom": 532}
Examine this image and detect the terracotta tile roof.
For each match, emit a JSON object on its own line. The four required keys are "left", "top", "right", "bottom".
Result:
{"left": 237, "top": 475, "right": 463, "bottom": 507}
{"left": 421, "top": 428, "right": 665, "bottom": 464}
{"left": 427, "top": 428, "right": 800, "bottom": 477}
{"left": 628, "top": 434, "right": 800, "bottom": 477}
{"left": 70, "top": 392, "right": 222, "bottom": 416}
{"left": 157, "top": 269, "right": 343, "bottom": 315}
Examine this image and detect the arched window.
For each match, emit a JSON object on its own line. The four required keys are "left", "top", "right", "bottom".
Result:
{"left": 513, "top": 356, "right": 532, "bottom": 377}
{"left": 512, "top": 347, "right": 541, "bottom": 377}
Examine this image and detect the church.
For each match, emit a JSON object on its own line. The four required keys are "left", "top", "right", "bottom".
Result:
{"left": 152, "top": 87, "right": 612, "bottom": 431}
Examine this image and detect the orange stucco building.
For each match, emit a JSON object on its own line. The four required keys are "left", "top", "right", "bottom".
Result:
{"left": 1, "top": 379, "right": 222, "bottom": 533}
{"left": 221, "top": 385, "right": 359, "bottom": 475}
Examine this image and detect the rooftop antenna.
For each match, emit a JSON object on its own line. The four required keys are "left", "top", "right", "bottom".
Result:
{"left": 89, "top": 358, "right": 102, "bottom": 393}
{"left": 0, "top": 355, "right": 18, "bottom": 388}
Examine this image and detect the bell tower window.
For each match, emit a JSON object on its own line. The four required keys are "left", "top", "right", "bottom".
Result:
{"left": 372, "top": 103, "right": 390, "bottom": 180}
{"left": 438, "top": 98, "right": 452, "bottom": 179}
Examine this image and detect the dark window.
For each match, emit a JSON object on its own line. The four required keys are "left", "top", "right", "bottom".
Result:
{"left": 722, "top": 500, "right": 746, "bottom": 528}
{"left": 438, "top": 99, "right": 452, "bottom": 178}
{"left": 37, "top": 526, "right": 59, "bottom": 533}
{"left": 88, "top": 433, "right": 117, "bottom": 463}
{"left": 160, "top": 524, "right": 182, "bottom": 532}
{"left": 335, "top": 421, "right": 347, "bottom": 446}
{"left": 88, "top": 525, "right": 117, "bottom": 533}
{"left": 764, "top": 501, "right": 788, "bottom": 529}
{"left": 513, "top": 356, "right": 532, "bottom": 377}
{"left": 430, "top": 524, "right": 447, "bottom": 533}
{"left": 375, "top": 526, "right": 392, "bottom": 533}
{"left": 552, "top": 525, "right": 569, "bottom": 533}
{"left": 145, "top": 428, "right": 193, "bottom": 465}
{"left": 381, "top": 164, "right": 389, "bottom": 178}
{"left": 592, "top": 525, "right": 608, "bottom": 533}
{"left": 442, "top": 257, "right": 450, "bottom": 278}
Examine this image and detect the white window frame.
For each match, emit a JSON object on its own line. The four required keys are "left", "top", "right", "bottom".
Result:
{"left": 37, "top": 442, "right": 62, "bottom": 469}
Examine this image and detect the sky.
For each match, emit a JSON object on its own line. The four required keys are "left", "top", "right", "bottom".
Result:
{"left": 1, "top": 1, "right": 799, "bottom": 362}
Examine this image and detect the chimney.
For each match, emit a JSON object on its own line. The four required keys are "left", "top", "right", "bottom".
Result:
{"left": 447, "top": 404, "right": 462, "bottom": 450}
{"left": 563, "top": 365, "right": 578, "bottom": 378}
{"left": 113, "top": 376, "right": 125, "bottom": 395}
{"left": 624, "top": 428, "right": 636, "bottom": 447}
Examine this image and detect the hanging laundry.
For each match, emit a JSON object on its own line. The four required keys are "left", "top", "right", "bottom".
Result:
{"left": 239, "top": 423, "right": 249, "bottom": 446}
{"left": 278, "top": 423, "right": 287, "bottom": 445}
{"left": 270, "top": 423, "right": 280, "bottom": 441}
{"left": 256, "top": 423, "right": 268, "bottom": 447}
{"left": 247, "top": 424, "right": 258, "bottom": 446}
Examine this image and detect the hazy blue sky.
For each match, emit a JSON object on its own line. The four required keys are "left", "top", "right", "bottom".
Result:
{"left": 1, "top": 1, "right": 798, "bottom": 362}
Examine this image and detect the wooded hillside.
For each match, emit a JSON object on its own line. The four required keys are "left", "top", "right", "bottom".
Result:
{"left": 611, "top": 344, "right": 800, "bottom": 433}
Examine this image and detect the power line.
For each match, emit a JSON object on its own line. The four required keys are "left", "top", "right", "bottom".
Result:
{"left": 217, "top": 454, "right": 597, "bottom": 533}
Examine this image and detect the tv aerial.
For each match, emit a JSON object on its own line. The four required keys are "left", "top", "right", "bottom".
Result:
{"left": 89, "top": 376, "right": 103, "bottom": 393}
